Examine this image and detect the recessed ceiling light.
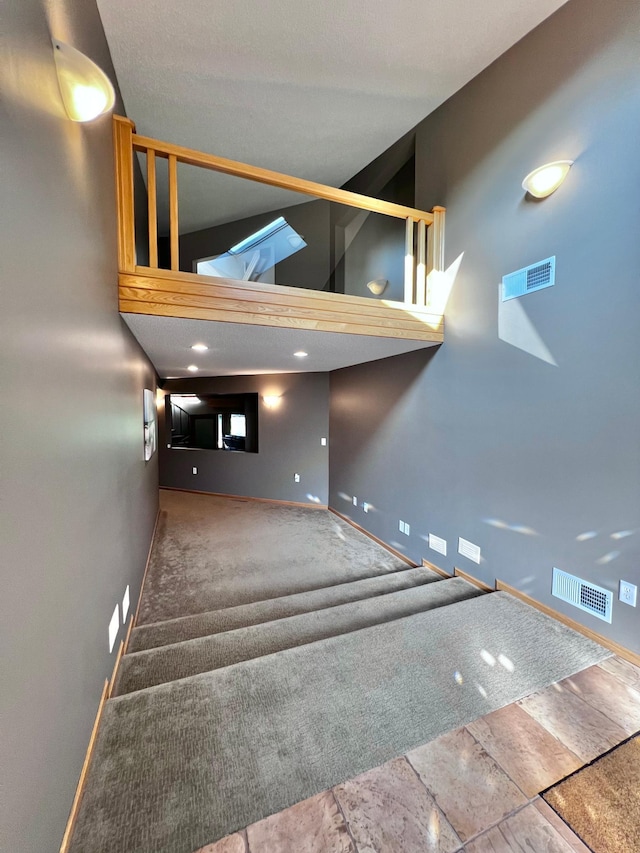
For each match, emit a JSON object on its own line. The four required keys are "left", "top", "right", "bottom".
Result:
{"left": 191, "top": 343, "right": 208, "bottom": 352}
{"left": 293, "top": 350, "right": 308, "bottom": 358}
{"left": 187, "top": 365, "right": 199, "bottom": 372}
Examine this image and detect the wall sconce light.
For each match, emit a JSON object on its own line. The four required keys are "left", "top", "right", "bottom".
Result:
{"left": 522, "top": 161, "right": 573, "bottom": 199}
{"left": 52, "top": 39, "right": 115, "bottom": 122}
{"left": 263, "top": 395, "right": 282, "bottom": 409}
{"left": 366, "top": 278, "right": 388, "bottom": 296}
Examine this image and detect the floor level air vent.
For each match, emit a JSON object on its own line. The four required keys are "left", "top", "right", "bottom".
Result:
{"left": 502, "top": 256, "right": 556, "bottom": 301}
{"left": 552, "top": 568, "right": 613, "bottom": 623}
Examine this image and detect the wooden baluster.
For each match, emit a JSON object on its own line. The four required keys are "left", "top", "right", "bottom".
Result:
{"left": 112, "top": 116, "right": 136, "bottom": 271}
{"left": 404, "top": 218, "right": 415, "bottom": 304}
{"left": 146, "top": 150, "right": 158, "bottom": 268}
{"left": 432, "top": 206, "right": 446, "bottom": 272}
{"left": 168, "top": 154, "right": 179, "bottom": 271}
{"left": 426, "top": 206, "right": 445, "bottom": 309}
{"left": 416, "top": 219, "right": 427, "bottom": 306}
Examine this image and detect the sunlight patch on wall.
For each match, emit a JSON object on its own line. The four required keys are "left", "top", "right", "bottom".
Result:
{"left": 498, "top": 293, "right": 557, "bottom": 366}
{"left": 426, "top": 252, "right": 464, "bottom": 316}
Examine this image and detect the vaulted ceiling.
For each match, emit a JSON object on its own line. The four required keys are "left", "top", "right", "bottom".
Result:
{"left": 101, "top": 0, "right": 568, "bottom": 377}
{"left": 97, "top": 0, "right": 568, "bottom": 233}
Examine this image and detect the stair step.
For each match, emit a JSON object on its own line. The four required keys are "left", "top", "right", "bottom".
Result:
{"left": 114, "top": 577, "right": 483, "bottom": 696}
{"left": 70, "top": 592, "right": 609, "bottom": 853}
{"left": 128, "top": 565, "right": 441, "bottom": 653}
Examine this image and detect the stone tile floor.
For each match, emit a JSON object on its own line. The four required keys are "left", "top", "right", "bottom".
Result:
{"left": 196, "top": 656, "right": 640, "bottom": 853}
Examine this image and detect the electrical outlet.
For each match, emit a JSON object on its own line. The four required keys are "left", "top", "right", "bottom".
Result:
{"left": 294, "top": 473, "right": 300, "bottom": 483}
{"left": 399, "top": 520, "right": 405, "bottom": 533}
{"left": 192, "top": 467, "right": 197, "bottom": 475}
{"left": 321, "top": 437, "right": 327, "bottom": 446}
{"left": 404, "top": 522, "right": 410, "bottom": 536}
{"left": 362, "top": 502, "right": 370, "bottom": 513}
{"left": 619, "top": 580, "right": 637, "bottom": 607}
{"left": 352, "top": 496, "right": 358, "bottom": 506}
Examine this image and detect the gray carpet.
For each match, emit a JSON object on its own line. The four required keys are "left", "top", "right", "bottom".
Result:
{"left": 137, "top": 491, "right": 410, "bottom": 625}
{"left": 129, "top": 565, "right": 440, "bottom": 653}
{"left": 69, "top": 592, "right": 610, "bottom": 853}
{"left": 115, "top": 577, "right": 483, "bottom": 695}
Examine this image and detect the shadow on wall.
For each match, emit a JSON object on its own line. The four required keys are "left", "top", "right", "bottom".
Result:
{"left": 331, "top": 346, "right": 438, "bottom": 446}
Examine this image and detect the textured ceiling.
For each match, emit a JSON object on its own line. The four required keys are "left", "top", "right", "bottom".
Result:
{"left": 107, "top": 1, "right": 566, "bottom": 376}
{"left": 97, "top": 0, "right": 567, "bottom": 233}
{"left": 121, "top": 314, "right": 436, "bottom": 378}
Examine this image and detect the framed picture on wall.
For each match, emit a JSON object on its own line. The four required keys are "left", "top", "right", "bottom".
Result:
{"left": 143, "top": 388, "right": 157, "bottom": 461}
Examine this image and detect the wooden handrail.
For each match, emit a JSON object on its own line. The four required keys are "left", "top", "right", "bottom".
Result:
{"left": 129, "top": 129, "right": 435, "bottom": 224}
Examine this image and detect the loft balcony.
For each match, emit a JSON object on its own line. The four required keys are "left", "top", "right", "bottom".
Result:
{"left": 113, "top": 116, "right": 446, "bottom": 375}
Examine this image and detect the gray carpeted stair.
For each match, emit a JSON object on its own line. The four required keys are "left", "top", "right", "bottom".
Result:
{"left": 114, "top": 577, "right": 483, "bottom": 696}
{"left": 69, "top": 591, "right": 610, "bottom": 853}
{"left": 128, "top": 565, "right": 441, "bottom": 653}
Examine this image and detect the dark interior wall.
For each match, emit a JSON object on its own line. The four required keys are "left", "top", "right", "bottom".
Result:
{"left": 330, "top": 0, "right": 640, "bottom": 654}
{"left": 338, "top": 157, "right": 415, "bottom": 301}
{"left": 177, "top": 198, "right": 332, "bottom": 291}
{"left": 159, "top": 373, "right": 329, "bottom": 505}
{"left": 1, "top": 2, "right": 159, "bottom": 851}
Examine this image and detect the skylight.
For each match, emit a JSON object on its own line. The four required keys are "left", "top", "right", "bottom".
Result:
{"left": 196, "top": 217, "right": 307, "bottom": 282}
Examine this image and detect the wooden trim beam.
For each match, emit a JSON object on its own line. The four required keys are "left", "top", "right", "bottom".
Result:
{"left": 120, "top": 298, "right": 443, "bottom": 342}
{"left": 59, "top": 680, "right": 109, "bottom": 853}
{"left": 119, "top": 271, "right": 444, "bottom": 343}
{"left": 108, "top": 641, "right": 124, "bottom": 698}
{"left": 454, "top": 567, "right": 494, "bottom": 592}
{"left": 328, "top": 507, "right": 417, "bottom": 567}
{"left": 421, "top": 558, "right": 452, "bottom": 579}
{"left": 133, "top": 507, "right": 161, "bottom": 627}
{"left": 112, "top": 116, "right": 136, "bottom": 271}
{"left": 496, "top": 580, "right": 640, "bottom": 668}
{"left": 129, "top": 266, "right": 442, "bottom": 313}
{"left": 127, "top": 125, "right": 434, "bottom": 223}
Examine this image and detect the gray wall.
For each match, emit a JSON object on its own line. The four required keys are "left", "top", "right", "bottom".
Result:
{"left": 160, "top": 373, "right": 329, "bottom": 505}
{"left": 1, "top": 2, "right": 159, "bottom": 851}
{"left": 329, "top": 0, "right": 640, "bottom": 655}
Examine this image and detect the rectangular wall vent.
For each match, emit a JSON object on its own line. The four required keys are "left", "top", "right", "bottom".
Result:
{"left": 429, "top": 533, "right": 447, "bottom": 556}
{"left": 458, "top": 537, "right": 481, "bottom": 564}
{"left": 552, "top": 568, "right": 613, "bottom": 623}
{"left": 502, "top": 256, "right": 556, "bottom": 301}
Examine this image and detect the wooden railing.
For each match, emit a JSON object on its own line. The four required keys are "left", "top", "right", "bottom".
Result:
{"left": 113, "top": 115, "right": 445, "bottom": 307}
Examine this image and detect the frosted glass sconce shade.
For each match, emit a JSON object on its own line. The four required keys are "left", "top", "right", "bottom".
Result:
{"left": 53, "top": 39, "right": 115, "bottom": 122}
{"left": 366, "top": 278, "right": 388, "bottom": 296}
{"left": 522, "top": 161, "right": 573, "bottom": 198}
{"left": 263, "top": 395, "right": 282, "bottom": 409}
